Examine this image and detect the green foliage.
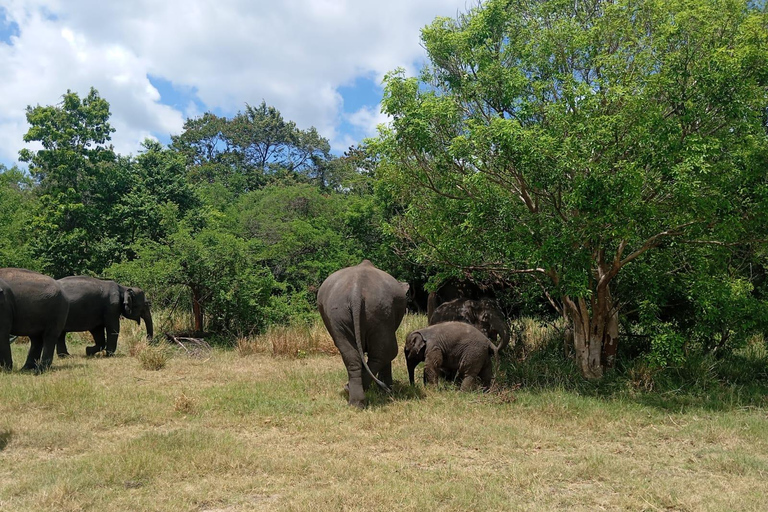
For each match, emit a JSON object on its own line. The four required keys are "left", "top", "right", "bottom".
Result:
{"left": 19, "top": 87, "right": 116, "bottom": 188}
{"left": 375, "top": 0, "right": 768, "bottom": 374}
{"left": 646, "top": 324, "right": 687, "bottom": 369}
{"left": 19, "top": 88, "right": 120, "bottom": 276}
{"left": 229, "top": 184, "right": 365, "bottom": 295}
{"left": 172, "top": 101, "right": 331, "bottom": 193}
{"left": 108, "top": 224, "right": 281, "bottom": 336}
{"left": 0, "top": 166, "right": 39, "bottom": 269}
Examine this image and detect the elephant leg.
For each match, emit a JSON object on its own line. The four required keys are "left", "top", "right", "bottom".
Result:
{"left": 0, "top": 329, "right": 12, "bottom": 371}
{"left": 460, "top": 373, "right": 480, "bottom": 392}
{"left": 56, "top": 332, "right": 69, "bottom": 358}
{"left": 338, "top": 347, "right": 365, "bottom": 408}
{"left": 479, "top": 358, "right": 493, "bottom": 390}
{"left": 423, "top": 350, "right": 444, "bottom": 386}
{"left": 326, "top": 322, "right": 366, "bottom": 408}
{"left": 37, "top": 331, "right": 58, "bottom": 372}
{"left": 86, "top": 328, "right": 106, "bottom": 356}
{"left": 22, "top": 335, "right": 44, "bottom": 371}
{"left": 363, "top": 333, "right": 397, "bottom": 391}
{"left": 376, "top": 362, "right": 393, "bottom": 389}
{"left": 105, "top": 322, "right": 119, "bottom": 356}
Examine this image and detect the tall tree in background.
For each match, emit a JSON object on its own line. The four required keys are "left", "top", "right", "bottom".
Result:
{"left": 0, "top": 165, "right": 39, "bottom": 269}
{"left": 377, "top": 0, "right": 768, "bottom": 378}
{"left": 172, "top": 101, "right": 331, "bottom": 193}
{"left": 19, "top": 88, "right": 119, "bottom": 276}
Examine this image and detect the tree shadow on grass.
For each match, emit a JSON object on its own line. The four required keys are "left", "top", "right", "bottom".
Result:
{"left": 0, "top": 430, "right": 11, "bottom": 451}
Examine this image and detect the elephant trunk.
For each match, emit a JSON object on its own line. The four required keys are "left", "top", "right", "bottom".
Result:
{"left": 407, "top": 359, "right": 417, "bottom": 386}
{"left": 141, "top": 306, "right": 154, "bottom": 341}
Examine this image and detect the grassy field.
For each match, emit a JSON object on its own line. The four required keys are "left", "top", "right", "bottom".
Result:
{"left": 2, "top": 314, "right": 768, "bottom": 511}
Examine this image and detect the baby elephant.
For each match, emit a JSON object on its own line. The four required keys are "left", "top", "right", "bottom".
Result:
{"left": 404, "top": 322, "right": 498, "bottom": 391}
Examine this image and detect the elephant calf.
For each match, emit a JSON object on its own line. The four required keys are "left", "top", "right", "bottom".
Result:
{"left": 404, "top": 322, "right": 498, "bottom": 391}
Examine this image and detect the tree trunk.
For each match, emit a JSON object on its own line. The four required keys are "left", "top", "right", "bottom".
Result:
{"left": 192, "top": 286, "right": 204, "bottom": 332}
{"left": 563, "top": 288, "right": 619, "bottom": 379}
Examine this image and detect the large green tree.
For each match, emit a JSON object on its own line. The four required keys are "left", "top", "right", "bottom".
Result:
{"left": 376, "top": 0, "right": 768, "bottom": 378}
{"left": 0, "top": 165, "right": 39, "bottom": 269}
{"left": 19, "top": 88, "right": 119, "bottom": 276}
{"left": 172, "top": 101, "right": 331, "bottom": 193}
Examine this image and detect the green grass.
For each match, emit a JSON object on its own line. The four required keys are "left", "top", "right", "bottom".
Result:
{"left": 1, "top": 314, "right": 768, "bottom": 510}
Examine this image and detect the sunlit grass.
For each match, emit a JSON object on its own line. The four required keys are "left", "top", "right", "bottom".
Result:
{"left": 1, "top": 314, "right": 767, "bottom": 511}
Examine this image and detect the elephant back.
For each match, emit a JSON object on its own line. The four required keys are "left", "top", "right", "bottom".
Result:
{"left": 318, "top": 261, "right": 409, "bottom": 338}
{"left": 0, "top": 268, "right": 69, "bottom": 336}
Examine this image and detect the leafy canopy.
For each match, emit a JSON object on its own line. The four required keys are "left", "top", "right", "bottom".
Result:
{"left": 377, "top": 0, "right": 768, "bottom": 297}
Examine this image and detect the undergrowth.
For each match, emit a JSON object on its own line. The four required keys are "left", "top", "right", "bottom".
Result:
{"left": 503, "top": 318, "right": 768, "bottom": 412}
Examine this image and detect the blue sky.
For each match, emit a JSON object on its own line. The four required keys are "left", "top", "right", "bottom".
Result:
{"left": 0, "top": 0, "right": 471, "bottom": 167}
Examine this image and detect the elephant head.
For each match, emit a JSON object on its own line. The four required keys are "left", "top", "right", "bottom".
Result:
{"left": 122, "top": 287, "right": 154, "bottom": 340}
{"left": 404, "top": 330, "right": 427, "bottom": 385}
{"left": 476, "top": 298, "right": 510, "bottom": 351}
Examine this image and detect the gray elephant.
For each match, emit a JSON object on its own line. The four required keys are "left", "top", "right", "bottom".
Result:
{"left": 430, "top": 297, "right": 511, "bottom": 351}
{"left": 426, "top": 279, "right": 487, "bottom": 321}
{"left": 0, "top": 268, "right": 69, "bottom": 372}
{"left": 404, "top": 321, "right": 498, "bottom": 391}
{"left": 55, "top": 276, "right": 154, "bottom": 357}
{"left": 317, "top": 260, "right": 409, "bottom": 408}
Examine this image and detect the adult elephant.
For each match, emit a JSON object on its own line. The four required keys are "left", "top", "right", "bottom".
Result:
{"left": 426, "top": 279, "right": 486, "bottom": 322}
{"left": 430, "top": 297, "right": 511, "bottom": 352}
{"left": 0, "top": 268, "right": 69, "bottom": 372}
{"left": 55, "top": 276, "right": 154, "bottom": 357}
{"left": 404, "top": 322, "right": 498, "bottom": 391}
{"left": 317, "top": 260, "right": 409, "bottom": 408}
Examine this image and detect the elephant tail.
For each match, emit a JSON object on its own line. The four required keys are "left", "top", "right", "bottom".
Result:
{"left": 351, "top": 287, "right": 392, "bottom": 394}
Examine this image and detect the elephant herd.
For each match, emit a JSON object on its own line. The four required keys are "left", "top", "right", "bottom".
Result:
{"left": 318, "top": 260, "right": 510, "bottom": 408}
{"left": 2, "top": 260, "right": 504, "bottom": 410}
{"left": 0, "top": 268, "right": 153, "bottom": 372}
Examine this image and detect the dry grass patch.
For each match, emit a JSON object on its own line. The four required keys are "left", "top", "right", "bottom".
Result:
{"left": 238, "top": 317, "right": 336, "bottom": 358}
{"left": 1, "top": 316, "right": 768, "bottom": 511}
{"left": 134, "top": 341, "right": 170, "bottom": 370}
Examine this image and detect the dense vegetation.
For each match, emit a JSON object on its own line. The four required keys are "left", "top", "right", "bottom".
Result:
{"left": 1, "top": 0, "right": 768, "bottom": 387}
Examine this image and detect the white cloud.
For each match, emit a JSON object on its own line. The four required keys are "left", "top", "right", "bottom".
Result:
{"left": 347, "top": 105, "right": 390, "bottom": 137}
{"left": 0, "top": 0, "right": 472, "bottom": 164}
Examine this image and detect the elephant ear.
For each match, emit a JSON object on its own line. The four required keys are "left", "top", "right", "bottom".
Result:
{"left": 123, "top": 288, "right": 135, "bottom": 317}
{"left": 406, "top": 332, "right": 426, "bottom": 356}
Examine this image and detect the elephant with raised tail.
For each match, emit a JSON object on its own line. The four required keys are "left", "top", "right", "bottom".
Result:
{"left": 55, "top": 276, "right": 154, "bottom": 357}
{"left": 0, "top": 268, "right": 69, "bottom": 372}
{"left": 317, "top": 260, "right": 409, "bottom": 408}
{"left": 429, "top": 297, "right": 511, "bottom": 352}
{"left": 404, "top": 322, "right": 498, "bottom": 391}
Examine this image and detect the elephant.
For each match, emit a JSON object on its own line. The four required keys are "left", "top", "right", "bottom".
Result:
{"left": 426, "top": 279, "right": 488, "bottom": 322}
{"left": 404, "top": 321, "right": 498, "bottom": 391}
{"left": 430, "top": 297, "right": 511, "bottom": 352}
{"left": 0, "top": 268, "right": 69, "bottom": 372}
{"left": 55, "top": 276, "right": 154, "bottom": 357}
{"left": 317, "top": 259, "right": 409, "bottom": 408}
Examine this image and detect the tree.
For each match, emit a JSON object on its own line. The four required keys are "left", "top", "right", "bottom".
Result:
{"left": 19, "top": 88, "right": 120, "bottom": 276}
{"left": 229, "top": 184, "right": 365, "bottom": 296}
{"left": 108, "top": 224, "right": 280, "bottom": 335}
{"left": 172, "top": 102, "right": 331, "bottom": 193}
{"left": 20, "top": 87, "right": 116, "bottom": 191}
{"left": 376, "top": 0, "right": 768, "bottom": 378}
{"left": 0, "top": 165, "right": 39, "bottom": 269}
